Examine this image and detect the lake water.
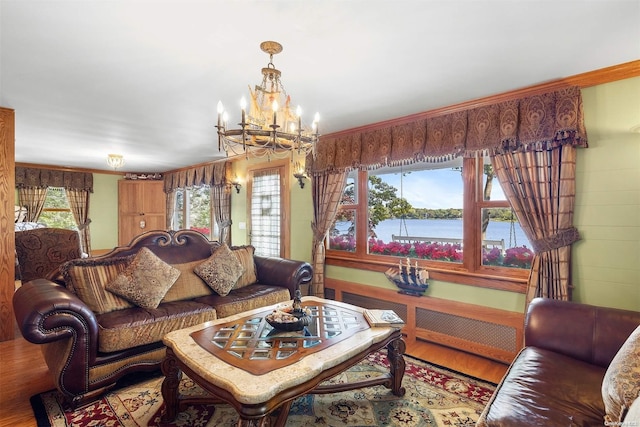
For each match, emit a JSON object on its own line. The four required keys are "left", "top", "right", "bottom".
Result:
{"left": 336, "top": 218, "right": 531, "bottom": 248}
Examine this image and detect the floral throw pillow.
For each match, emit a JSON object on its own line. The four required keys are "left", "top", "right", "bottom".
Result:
{"left": 106, "top": 247, "right": 180, "bottom": 309}
{"left": 602, "top": 325, "right": 640, "bottom": 424}
{"left": 194, "top": 243, "right": 245, "bottom": 296}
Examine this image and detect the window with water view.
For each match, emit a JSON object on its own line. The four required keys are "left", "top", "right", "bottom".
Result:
{"left": 329, "top": 156, "right": 533, "bottom": 272}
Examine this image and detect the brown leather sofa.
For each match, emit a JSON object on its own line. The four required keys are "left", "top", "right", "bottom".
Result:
{"left": 477, "top": 297, "right": 640, "bottom": 426}
{"left": 13, "top": 229, "right": 312, "bottom": 408}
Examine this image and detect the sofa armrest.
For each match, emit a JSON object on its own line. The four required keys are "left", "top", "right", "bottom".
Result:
{"left": 524, "top": 297, "right": 640, "bottom": 368}
{"left": 13, "top": 279, "right": 99, "bottom": 361}
{"left": 254, "top": 256, "right": 313, "bottom": 298}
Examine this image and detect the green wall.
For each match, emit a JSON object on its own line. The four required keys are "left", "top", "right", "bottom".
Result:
{"left": 573, "top": 77, "right": 640, "bottom": 310}
{"left": 228, "top": 157, "right": 313, "bottom": 264}
{"left": 89, "top": 173, "right": 120, "bottom": 251}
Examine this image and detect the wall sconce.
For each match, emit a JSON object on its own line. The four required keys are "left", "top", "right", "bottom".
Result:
{"left": 293, "top": 162, "right": 307, "bottom": 189}
{"left": 231, "top": 179, "right": 242, "bottom": 194}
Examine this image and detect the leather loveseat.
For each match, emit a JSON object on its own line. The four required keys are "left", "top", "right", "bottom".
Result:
{"left": 477, "top": 297, "right": 640, "bottom": 427}
{"left": 13, "top": 229, "right": 312, "bottom": 408}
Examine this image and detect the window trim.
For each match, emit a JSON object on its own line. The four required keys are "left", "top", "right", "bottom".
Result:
{"left": 174, "top": 186, "right": 218, "bottom": 240}
{"left": 39, "top": 187, "right": 76, "bottom": 230}
{"left": 246, "top": 160, "right": 291, "bottom": 259}
{"left": 325, "top": 156, "right": 529, "bottom": 293}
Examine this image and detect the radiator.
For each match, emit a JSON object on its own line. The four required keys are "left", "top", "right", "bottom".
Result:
{"left": 415, "top": 307, "right": 516, "bottom": 352}
{"left": 340, "top": 290, "right": 517, "bottom": 355}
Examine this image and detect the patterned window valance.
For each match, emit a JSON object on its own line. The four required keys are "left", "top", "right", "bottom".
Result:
{"left": 163, "top": 161, "right": 230, "bottom": 193}
{"left": 15, "top": 167, "right": 93, "bottom": 192}
{"left": 308, "top": 86, "right": 587, "bottom": 174}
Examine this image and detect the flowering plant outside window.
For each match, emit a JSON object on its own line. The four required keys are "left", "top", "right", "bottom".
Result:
{"left": 330, "top": 236, "right": 533, "bottom": 269}
{"left": 329, "top": 235, "right": 356, "bottom": 252}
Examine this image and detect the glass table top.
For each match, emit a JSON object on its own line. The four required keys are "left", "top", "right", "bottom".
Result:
{"left": 190, "top": 302, "right": 370, "bottom": 375}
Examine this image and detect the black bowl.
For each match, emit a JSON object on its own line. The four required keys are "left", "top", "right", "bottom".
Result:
{"left": 265, "top": 311, "right": 312, "bottom": 331}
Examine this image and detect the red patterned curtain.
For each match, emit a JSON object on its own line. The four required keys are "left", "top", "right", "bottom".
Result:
{"left": 307, "top": 86, "right": 587, "bottom": 302}
{"left": 163, "top": 161, "right": 229, "bottom": 192}
{"left": 15, "top": 168, "right": 93, "bottom": 236}
{"left": 15, "top": 167, "right": 93, "bottom": 191}
{"left": 308, "top": 86, "right": 586, "bottom": 172}
{"left": 486, "top": 87, "right": 586, "bottom": 303}
{"left": 66, "top": 188, "right": 92, "bottom": 254}
{"left": 310, "top": 171, "right": 348, "bottom": 297}
{"left": 163, "top": 161, "right": 231, "bottom": 241}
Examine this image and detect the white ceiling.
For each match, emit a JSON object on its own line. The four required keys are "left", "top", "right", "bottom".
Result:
{"left": 1, "top": 1, "right": 639, "bottom": 173}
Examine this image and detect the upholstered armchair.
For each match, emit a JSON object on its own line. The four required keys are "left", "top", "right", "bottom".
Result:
{"left": 15, "top": 228, "right": 82, "bottom": 283}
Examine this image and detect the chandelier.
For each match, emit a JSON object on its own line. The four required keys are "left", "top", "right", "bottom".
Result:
{"left": 107, "top": 154, "right": 125, "bottom": 170}
{"left": 216, "top": 41, "right": 319, "bottom": 159}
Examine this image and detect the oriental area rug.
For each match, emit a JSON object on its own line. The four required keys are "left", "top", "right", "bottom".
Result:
{"left": 31, "top": 352, "right": 496, "bottom": 427}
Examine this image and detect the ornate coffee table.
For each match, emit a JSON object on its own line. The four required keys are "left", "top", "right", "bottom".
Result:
{"left": 160, "top": 296, "right": 406, "bottom": 426}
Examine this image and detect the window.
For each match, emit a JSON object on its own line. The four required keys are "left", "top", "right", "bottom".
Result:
{"left": 477, "top": 155, "right": 533, "bottom": 269}
{"left": 173, "top": 186, "right": 219, "bottom": 240}
{"left": 39, "top": 187, "right": 76, "bottom": 230}
{"left": 329, "top": 173, "right": 357, "bottom": 252}
{"left": 328, "top": 155, "right": 532, "bottom": 287}
{"left": 249, "top": 167, "right": 284, "bottom": 258}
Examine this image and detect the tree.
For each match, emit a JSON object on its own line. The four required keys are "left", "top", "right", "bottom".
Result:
{"left": 481, "top": 164, "right": 494, "bottom": 240}
{"left": 189, "top": 186, "right": 211, "bottom": 230}
{"left": 39, "top": 188, "right": 77, "bottom": 230}
{"left": 368, "top": 175, "right": 402, "bottom": 227}
{"left": 334, "top": 175, "right": 411, "bottom": 238}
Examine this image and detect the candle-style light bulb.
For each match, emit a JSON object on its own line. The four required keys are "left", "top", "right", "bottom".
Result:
{"left": 296, "top": 105, "right": 302, "bottom": 134}
{"left": 240, "top": 97, "right": 247, "bottom": 124}
{"left": 272, "top": 100, "right": 278, "bottom": 125}
{"left": 313, "top": 112, "right": 320, "bottom": 134}
{"left": 217, "top": 101, "right": 224, "bottom": 127}
{"left": 222, "top": 111, "right": 229, "bottom": 128}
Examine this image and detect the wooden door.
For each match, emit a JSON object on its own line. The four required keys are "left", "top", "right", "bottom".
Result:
{"left": 118, "top": 180, "right": 166, "bottom": 245}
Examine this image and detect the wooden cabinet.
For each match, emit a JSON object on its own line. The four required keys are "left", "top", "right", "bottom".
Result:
{"left": 118, "top": 180, "right": 166, "bottom": 245}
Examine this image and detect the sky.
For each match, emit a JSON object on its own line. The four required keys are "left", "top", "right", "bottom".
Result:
{"left": 371, "top": 167, "right": 506, "bottom": 209}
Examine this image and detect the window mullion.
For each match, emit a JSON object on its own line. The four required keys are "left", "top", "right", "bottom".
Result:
{"left": 355, "top": 169, "right": 368, "bottom": 256}
{"left": 462, "top": 157, "right": 479, "bottom": 272}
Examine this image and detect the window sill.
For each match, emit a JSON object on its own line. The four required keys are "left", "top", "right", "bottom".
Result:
{"left": 325, "top": 252, "right": 528, "bottom": 293}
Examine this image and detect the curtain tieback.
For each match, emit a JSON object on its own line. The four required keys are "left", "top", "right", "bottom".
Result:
{"left": 311, "top": 224, "right": 326, "bottom": 242}
{"left": 531, "top": 227, "right": 580, "bottom": 253}
{"left": 220, "top": 220, "right": 232, "bottom": 228}
{"left": 78, "top": 219, "right": 92, "bottom": 230}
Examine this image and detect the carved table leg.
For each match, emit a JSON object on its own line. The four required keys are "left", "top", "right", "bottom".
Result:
{"left": 387, "top": 337, "right": 406, "bottom": 396}
{"left": 161, "top": 348, "right": 183, "bottom": 423}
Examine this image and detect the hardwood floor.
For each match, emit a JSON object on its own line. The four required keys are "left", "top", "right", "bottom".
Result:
{"left": 0, "top": 337, "right": 54, "bottom": 427}
{"left": 0, "top": 334, "right": 507, "bottom": 427}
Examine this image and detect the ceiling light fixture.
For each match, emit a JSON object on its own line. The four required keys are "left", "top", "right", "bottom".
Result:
{"left": 216, "top": 41, "right": 319, "bottom": 160}
{"left": 107, "top": 154, "right": 125, "bottom": 170}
